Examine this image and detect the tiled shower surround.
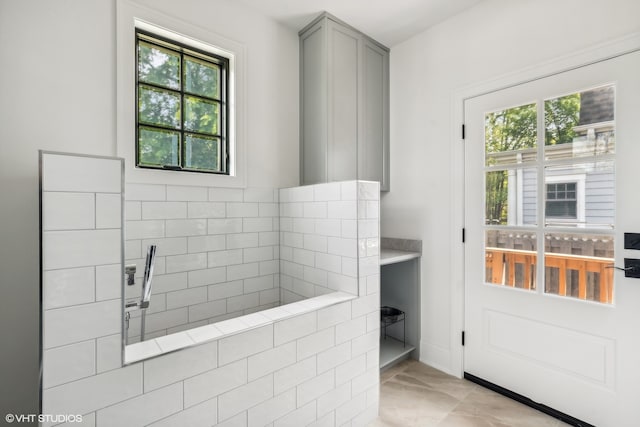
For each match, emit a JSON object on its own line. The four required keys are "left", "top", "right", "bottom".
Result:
{"left": 40, "top": 152, "right": 380, "bottom": 427}
{"left": 280, "top": 181, "right": 380, "bottom": 303}
{"left": 124, "top": 184, "right": 282, "bottom": 342}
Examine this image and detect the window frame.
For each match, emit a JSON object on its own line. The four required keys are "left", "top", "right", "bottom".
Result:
{"left": 545, "top": 182, "right": 577, "bottom": 219}
{"left": 117, "top": 2, "right": 246, "bottom": 189}
{"left": 544, "top": 174, "right": 586, "bottom": 226}
{"left": 135, "top": 29, "right": 230, "bottom": 175}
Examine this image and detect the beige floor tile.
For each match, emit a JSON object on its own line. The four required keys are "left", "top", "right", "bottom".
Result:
{"left": 380, "top": 359, "right": 411, "bottom": 382}
{"left": 380, "top": 380, "right": 460, "bottom": 421}
{"left": 370, "top": 359, "right": 568, "bottom": 427}
{"left": 436, "top": 413, "right": 512, "bottom": 427}
{"left": 398, "top": 363, "right": 477, "bottom": 401}
{"left": 453, "top": 388, "right": 561, "bottom": 427}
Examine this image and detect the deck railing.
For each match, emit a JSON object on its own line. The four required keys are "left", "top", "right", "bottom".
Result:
{"left": 485, "top": 247, "right": 614, "bottom": 303}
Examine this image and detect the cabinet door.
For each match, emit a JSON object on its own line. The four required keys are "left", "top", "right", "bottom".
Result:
{"left": 300, "top": 21, "right": 328, "bottom": 185}
{"left": 360, "top": 38, "right": 390, "bottom": 191}
{"left": 327, "top": 20, "right": 359, "bottom": 182}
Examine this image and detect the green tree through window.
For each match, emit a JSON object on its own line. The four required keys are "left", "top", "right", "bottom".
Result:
{"left": 484, "top": 95, "right": 581, "bottom": 224}
{"left": 545, "top": 93, "right": 580, "bottom": 146}
{"left": 485, "top": 103, "right": 537, "bottom": 224}
{"left": 136, "top": 31, "right": 228, "bottom": 174}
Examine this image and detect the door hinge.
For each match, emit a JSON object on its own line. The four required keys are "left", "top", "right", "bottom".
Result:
{"left": 462, "top": 331, "right": 465, "bottom": 346}
{"left": 462, "top": 228, "right": 466, "bottom": 243}
{"left": 462, "top": 124, "right": 466, "bottom": 140}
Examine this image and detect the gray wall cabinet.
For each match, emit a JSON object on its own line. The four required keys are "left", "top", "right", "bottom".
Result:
{"left": 299, "top": 13, "right": 390, "bottom": 191}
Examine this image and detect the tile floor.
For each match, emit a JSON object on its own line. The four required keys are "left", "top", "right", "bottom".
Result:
{"left": 369, "top": 359, "right": 569, "bottom": 427}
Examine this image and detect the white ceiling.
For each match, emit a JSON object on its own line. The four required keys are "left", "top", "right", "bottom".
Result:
{"left": 236, "top": 0, "right": 484, "bottom": 47}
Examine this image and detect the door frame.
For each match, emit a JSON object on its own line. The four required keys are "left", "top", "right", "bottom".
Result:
{"left": 448, "top": 32, "right": 640, "bottom": 378}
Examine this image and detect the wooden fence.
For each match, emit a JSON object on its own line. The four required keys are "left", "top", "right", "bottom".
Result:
{"left": 485, "top": 247, "right": 614, "bottom": 303}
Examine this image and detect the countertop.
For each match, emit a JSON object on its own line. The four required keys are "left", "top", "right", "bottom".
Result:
{"left": 380, "top": 248, "right": 421, "bottom": 265}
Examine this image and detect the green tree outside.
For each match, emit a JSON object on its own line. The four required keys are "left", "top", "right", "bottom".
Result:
{"left": 484, "top": 93, "right": 580, "bottom": 224}
{"left": 137, "top": 37, "right": 224, "bottom": 172}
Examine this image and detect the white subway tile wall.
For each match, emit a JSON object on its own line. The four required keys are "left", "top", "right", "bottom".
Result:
{"left": 124, "top": 184, "right": 281, "bottom": 342}
{"left": 279, "top": 181, "right": 379, "bottom": 302}
{"left": 41, "top": 153, "right": 380, "bottom": 427}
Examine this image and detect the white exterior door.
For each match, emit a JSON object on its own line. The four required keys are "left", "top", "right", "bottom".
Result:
{"left": 464, "top": 50, "right": 640, "bottom": 427}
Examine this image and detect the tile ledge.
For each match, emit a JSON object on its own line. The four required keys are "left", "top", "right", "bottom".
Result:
{"left": 124, "top": 291, "right": 356, "bottom": 365}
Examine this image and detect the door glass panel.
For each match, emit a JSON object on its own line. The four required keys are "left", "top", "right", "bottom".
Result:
{"left": 544, "top": 85, "right": 615, "bottom": 160}
{"left": 481, "top": 86, "right": 616, "bottom": 303}
{"left": 544, "top": 161, "right": 614, "bottom": 229}
{"left": 486, "top": 171, "right": 508, "bottom": 225}
{"left": 485, "top": 103, "right": 537, "bottom": 166}
{"left": 486, "top": 168, "right": 537, "bottom": 226}
{"left": 485, "top": 230, "right": 537, "bottom": 290}
{"left": 544, "top": 232, "right": 614, "bottom": 303}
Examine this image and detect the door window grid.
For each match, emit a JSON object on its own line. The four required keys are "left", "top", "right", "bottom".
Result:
{"left": 483, "top": 85, "right": 615, "bottom": 303}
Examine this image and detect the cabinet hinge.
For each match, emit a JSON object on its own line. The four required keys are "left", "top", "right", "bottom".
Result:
{"left": 462, "top": 331, "right": 465, "bottom": 346}
{"left": 462, "top": 228, "right": 466, "bottom": 243}
{"left": 462, "top": 124, "right": 466, "bottom": 140}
